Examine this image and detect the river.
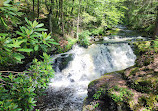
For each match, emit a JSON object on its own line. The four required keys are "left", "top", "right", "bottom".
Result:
{"left": 39, "top": 25, "right": 147, "bottom": 111}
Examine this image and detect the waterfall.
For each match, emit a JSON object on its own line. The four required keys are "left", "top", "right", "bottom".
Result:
{"left": 43, "top": 43, "right": 136, "bottom": 111}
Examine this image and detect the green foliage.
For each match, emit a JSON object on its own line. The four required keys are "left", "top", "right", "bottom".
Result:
{"left": 91, "top": 27, "right": 104, "bottom": 36}
{"left": 92, "top": 89, "right": 105, "bottom": 109}
{"left": 0, "top": 33, "right": 25, "bottom": 64}
{"left": 16, "top": 18, "right": 58, "bottom": 52}
{"left": 0, "top": 53, "right": 54, "bottom": 111}
{"left": 78, "top": 30, "right": 91, "bottom": 47}
{"left": 27, "top": 53, "right": 54, "bottom": 93}
{"left": 0, "top": 18, "right": 58, "bottom": 66}
{"left": 64, "top": 38, "right": 77, "bottom": 51}
{"left": 133, "top": 41, "right": 151, "bottom": 56}
{"left": 0, "top": 0, "right": 23, "bottom": 31}
{"left": 109, "top": 86, "right": 133, "bottom": 103}
{"left": 123, "top": 0, "right": 158, "bottom": 34}
{"left": 93, "top": 89, "right": 103, "bottom": 100}
{"left": 80, "top": 0, "right": 126, "bottom": 34}
{"left": 82, "top": 12, "right": 97, "bottom": 24}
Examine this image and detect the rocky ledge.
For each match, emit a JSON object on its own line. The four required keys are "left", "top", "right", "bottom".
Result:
{"left": 83, "top": 41, "right": 158, "bottom": 111}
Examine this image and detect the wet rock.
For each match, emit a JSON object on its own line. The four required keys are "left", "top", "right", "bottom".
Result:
{"left": 67, "top": 73, "right": 72, "bottom": 78}
{"left": 53, "top": 54, "right": 73, "bottom": 71}
{"left": 70, "top": 79, "right": 75, "bottom": 82}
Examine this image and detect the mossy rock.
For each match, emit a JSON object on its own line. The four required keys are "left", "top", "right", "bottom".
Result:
{"left": 84, "top": 71, "right": 138, "bottom": 111}
{"left": 133, "top": 94, "right": 158, "bottom": 111}
{"left": 127, "top": 73, "right": 158, "bottom": 94}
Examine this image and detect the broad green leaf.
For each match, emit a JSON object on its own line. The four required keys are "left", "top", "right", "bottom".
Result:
{"left": 30, "top": 34, "right": 39, "bottom": 38}
{"left": 35, "top": 28, "right": 47, "bottom": 31}
{"left": 44, "top": 42, "right": 51, "bottom": 47}
{"left": 16, "top": 31, "right": 26, "bottom": 37}
{"left": 0, "top": 17, "right": 7, "bottom": 27}
{"left": 47, "top": 41, "right": 59, "bottom": 45}
{"left": 45, "top": 36, "right": 51, "bottom": 40}
{"left": 17, "top": 48, "right": 33, "bottom": 52}
{"left": 25, "top": 17, "right": 32, "bottom": 26}
{"left": 33, "top": 21, "right": 38, "bottom": 28}
{"left": 12, "top": 53, "right": 25, "bottom": 62}
{"left": 35, "top": 23, "right": 44, "bottom": 28}
{"left": 34, "top": 45, "right": 39, "bottom": 51}
{"left": 0, "top": 33, "right": 8, "bottom": 37}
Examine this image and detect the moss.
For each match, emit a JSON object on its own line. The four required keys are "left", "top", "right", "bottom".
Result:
{"left": 88, "top": 74, "right": 115, "bottom": 89}
{"left": 129, "top": 67, "right": 139, "bottom": 76}
{"left": 104, "top": 70, "right": 125, "bottom": 75}
{"left": 88, "top": 79, "right": 98, "bottom": 88}
{"left": 130, "top": 94, "right": 158, "bottom": 111}
{"left": 116, "top": 70, "right": 125, "bottom": 75}
{"left": 135, "top": 80, "right": 152, "bottom": 93}
{"left": 128, "top": 75, "right": 158, "bottom": 94}
{"left": 138, "top": 95, "right": 158, "bottom": 110}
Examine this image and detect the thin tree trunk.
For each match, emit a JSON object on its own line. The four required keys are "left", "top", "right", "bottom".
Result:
{"left": 56, "top": 0, "right": 58, "bottom": 18}
{"left": 33, "top": 0, "right": 35, "bottom": 19}
{"left": 49, "top": 0, "right": 53, "bottom": 35}
{"left": 59, "top": 0, "right": 64, "bottom": 37}
{"left": 37, "top": 0, "right": 40, "bottom": 20}
{"left": 77, "top": 0, "right": 81, "bottom": 39}
{"left": 33, "top": 0, "right": 35, "bottom": 12}
{"left": 153, "top": 6, "right": 158, "bottom": 40}
{"left": 45, "top": 0, "right": 49, "bottom": 11}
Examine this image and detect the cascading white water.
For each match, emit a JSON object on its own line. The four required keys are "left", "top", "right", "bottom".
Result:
{"left": 43, "top": 42, "right": 136, "bottom": 111}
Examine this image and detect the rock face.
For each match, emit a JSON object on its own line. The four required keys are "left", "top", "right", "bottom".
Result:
{"left": 83, "top": 42, "right": 158, "bottom": 111}
{"left": 83, "top": 71, "right": 144, "bottom": 111}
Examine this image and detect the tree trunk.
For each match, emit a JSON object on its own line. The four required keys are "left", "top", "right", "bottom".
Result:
{"left": 153, "top": 6, "right": 158, "bottom": 40}
{"left": 37, "top": 0, "right": 40, "bottom": 20}
{"left": 49, "top": 0, "right": 53, "bottom": 35}
{"left": 77, "top": 0, "right": 81, "bottom": 39}
{"left": 33, "top": 0, "right": 35, "bottom": 13}
{"left": 32, "top": 0, "right": 35, "bottom": 19}
{"left": 56, "top": 0, "right": 58, "bottom": 18}
{"left": 59, "top": 0, "right": 64, "bottom": 37}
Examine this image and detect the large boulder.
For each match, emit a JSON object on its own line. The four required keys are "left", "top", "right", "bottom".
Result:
{"left": 83, "top": 71, "right": 147, "bottom": 111}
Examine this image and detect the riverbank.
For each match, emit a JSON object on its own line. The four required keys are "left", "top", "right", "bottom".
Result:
{"left": 83, "top": 41, "right": 158, "bottom": 111}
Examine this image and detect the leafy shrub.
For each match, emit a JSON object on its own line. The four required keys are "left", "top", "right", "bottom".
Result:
{"left": 82, "top": 12, "right": 97, "bottom": 24}
{"left": 0, "top": 0, "right": 23, "bottom": 32}
{"left": 91, "top": 27, "right": 104, "bottom": 36}
{"left": 0, "top": 53, "right": 54, "bottom": 111}
{"left": 0, "top": 18, "right": 58, "bottom": 66}
{"left": 78, "top": 30, "right": 91, "bottom": 47}
{"left": 16, "top": 18, "right": 58, "bottom": 52}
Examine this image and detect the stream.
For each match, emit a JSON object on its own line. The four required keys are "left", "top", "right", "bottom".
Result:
{"left": 40, "top": 26, "right": 147, "bottom": 111}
